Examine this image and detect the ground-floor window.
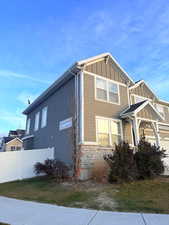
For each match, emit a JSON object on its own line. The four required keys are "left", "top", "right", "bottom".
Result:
{"left": 96, "top": 117, "right": 122, "bottom": 147}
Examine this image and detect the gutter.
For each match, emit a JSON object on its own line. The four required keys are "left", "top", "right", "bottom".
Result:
{"left": 23, "top": 63, "right": 78, "bottom": 114}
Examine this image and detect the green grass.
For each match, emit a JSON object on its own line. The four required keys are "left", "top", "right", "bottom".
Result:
{"left": 110, "top": 178, "right": 169, "bottom": 214}
{"left": 0, "top": 176, "right": 169, "bottom": 214}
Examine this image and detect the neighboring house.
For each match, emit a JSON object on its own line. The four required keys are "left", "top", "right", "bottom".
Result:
{"left": 8, "top": 129, "right": 25, "bottom": 138}
{"left": 23, "top": 53, "right": 169, "bottom": 179}
{"left": 1, "top": 137, "right": 23, "bottom": 152}
{"left": 1, "top": 129, "right": 25, "bottom": 152}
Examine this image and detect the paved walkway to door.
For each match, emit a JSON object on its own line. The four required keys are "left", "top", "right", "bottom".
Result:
{"left": 0, "top": 196, "right": 168, "bottom": 225}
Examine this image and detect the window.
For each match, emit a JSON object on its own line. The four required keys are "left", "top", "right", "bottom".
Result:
{"left": 26, "top": 118, "right": 30, "bottom": 134}
{"left": 10, "top": 146, "right": 15, "bottom": 151}
{"left": 108, "top": 82, "right": 119, "bottom": 103}
{"left": 34, "top": 112, "right": 40, "bottom": 131}
{"left": 41, "top": 107, "right": 48, "bottom": 128}
{"left": 96, "top": 117, "right": 122, "bottom": 146}
{"left": 96, "top": 77, "right": 120, "bottom": 104}
{"left": 111, "top": 121, "right": 121, "bottom": 145}
{"left": 156, "top": 104, "right": 165, "bottom": 118}
{"left": 96, "top": 78, "right": 107, "bottom": 101}
{"left": 97, "top": 118, "right": 109, "bottom": 146}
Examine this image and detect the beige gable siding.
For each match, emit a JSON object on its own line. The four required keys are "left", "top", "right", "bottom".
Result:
{"left": 84, "top": 73, "right": 129, "bottom": 142}
{"left": 137, "top": 105, "right": 159, "bottom": 120}
{"left": 85, "top": 58, "right": 129, "bottom": 84}
{"left": 162, "top": 106, "right": 169, "bottom": 124}
{"left": 5, "top": 139, "right": 23, "bottom": 151}
{"left": 130, "top": 83, "right": 155, "bottom": 100}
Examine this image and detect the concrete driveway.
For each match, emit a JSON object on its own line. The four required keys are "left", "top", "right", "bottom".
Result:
{"left": 0, "top": 196, "right": 168, "bottom": 225}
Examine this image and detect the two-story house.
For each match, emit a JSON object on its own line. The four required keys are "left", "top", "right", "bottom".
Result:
{"left": 23, "top": 53, "right": 169, "bottom": 179}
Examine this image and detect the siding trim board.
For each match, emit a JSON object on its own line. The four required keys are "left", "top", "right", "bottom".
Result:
{"left": 84, "top": 70, "right": 127, "bottom": 87}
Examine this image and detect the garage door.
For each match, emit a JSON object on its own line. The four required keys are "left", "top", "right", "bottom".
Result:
{"left": 146, "top": 137, "right": 169, "bottom": 175}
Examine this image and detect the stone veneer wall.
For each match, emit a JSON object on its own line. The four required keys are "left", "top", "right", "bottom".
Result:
{"left": 79, "top": 145, "right": 113, "bottom": 180}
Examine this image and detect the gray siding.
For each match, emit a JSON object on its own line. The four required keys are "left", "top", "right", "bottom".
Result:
{"left": 24, "top": 76, "right": 75, "bottom": 166}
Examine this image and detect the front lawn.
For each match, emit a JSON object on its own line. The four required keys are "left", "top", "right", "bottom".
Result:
{"left": 0, "top": 176, "right": 169, "bottom": 214}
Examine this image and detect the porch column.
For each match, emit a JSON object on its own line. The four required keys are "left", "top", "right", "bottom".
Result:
{"left": 151, "top": 122, "right": 160, "bottom": 147}
{"left": 132, "top": 117, "right": 140, "bottom": 145}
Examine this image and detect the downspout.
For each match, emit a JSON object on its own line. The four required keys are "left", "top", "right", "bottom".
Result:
{"left": 80, "top": 70, "right": 84, "bottom": 144}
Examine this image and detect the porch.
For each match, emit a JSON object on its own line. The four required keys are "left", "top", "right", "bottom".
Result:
{"left": 121, "top": 100, "right": 164, "bottom": 147}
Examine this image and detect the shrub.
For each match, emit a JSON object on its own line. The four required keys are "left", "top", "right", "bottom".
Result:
{"left": 135, "top": 138, "right": 166, "bottom": 179}
{"left": 104, "top": 142, "right": 138, "bottom": 183}
{"left": 34, "top": 159, "right": 70, "bottom": 182}
{"left": 91, "top": 160, "right": 109, "bottom": 183}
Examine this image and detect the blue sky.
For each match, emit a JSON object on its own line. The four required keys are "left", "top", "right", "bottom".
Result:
{"left": 0, "top": 0, "right": 169, "bottom": 136}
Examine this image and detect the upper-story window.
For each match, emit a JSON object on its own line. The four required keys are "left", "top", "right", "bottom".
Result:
{"left": 96, "top": 77, "right": 120, "bottom": 104}
{"left": 108, "top": 82, "right": 119, "bottom": 103}
{"left": 41, "top": 106, "right": 48, "bottom": 128}
{"left": 26, "top": 118, "right": 30, "bottom": 134}
{"left": 34, "top": 112, "right": 40, "bottom": 131}
{"left": 96, "top": 78, "right": 107, "bottom": 101}
{"left": 96, "top": 117, "right": 122, "bottom": 146}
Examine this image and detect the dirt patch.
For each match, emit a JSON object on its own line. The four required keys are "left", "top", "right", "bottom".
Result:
{"left": 95, "top": 192, "right": 118, "bottom": 210}
{"left": 61, "top": 180, "right": 111, "bottom": 192}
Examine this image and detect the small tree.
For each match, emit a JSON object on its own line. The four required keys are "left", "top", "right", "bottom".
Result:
{"left": 135, "top": 138, "right": 166, "bottom": 179}
{"left": 104, "top": 142, "right": 138, "bottom": 183}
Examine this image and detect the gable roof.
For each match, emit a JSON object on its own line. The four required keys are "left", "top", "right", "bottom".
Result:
{"left": 121, "top": 100, "right": 147, "bottom": 115}
{"left": 121, "top": 100, "right": 164, "bottom": 120}
{"left": 5, "top": 137, "right": 23, "bottom": 145}
{"left": 77, "top": 52, "right": 135, "bottom": 84}
{"left": 129, "top": 80, "right": 157, "bottom": 99}
{"left": 23, "top": 52, "right": 169, "bottom": 115}
{"left": 23, "top": 52, "right": 135, "bottom": 114}
{"left": 3, "top": 137, "right": 14, "bottom": 144}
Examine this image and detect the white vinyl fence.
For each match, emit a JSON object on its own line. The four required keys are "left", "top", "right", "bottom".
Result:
{"left": 0, "top": 148, "right": 54, "bottom": 183}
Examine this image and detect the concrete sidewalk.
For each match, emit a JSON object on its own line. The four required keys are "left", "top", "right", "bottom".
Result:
{"left": 0, "top": 196, "right": 168, "bottom": 225}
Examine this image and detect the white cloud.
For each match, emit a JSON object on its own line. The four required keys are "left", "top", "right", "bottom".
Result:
{"left": 0, "top": 70, "right": 51, "bottom": 85}
{"left": 17, "top": 91, "right": 39, "bottom": 105}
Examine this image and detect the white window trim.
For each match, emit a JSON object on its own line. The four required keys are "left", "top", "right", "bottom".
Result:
{"left": 95, "top": 76, "right": 120, "bottom": 105}
{"left": 96, "top": 116, "right": 123, "bottom": 146}
{"left": 41, "top": 106, "right": 48, "bottom": 128}
{"left": 26, "top": 118, "right": 30, "bottom": 135}
{"left": 34, "top": 112, "right": 40, "bottom": 131}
